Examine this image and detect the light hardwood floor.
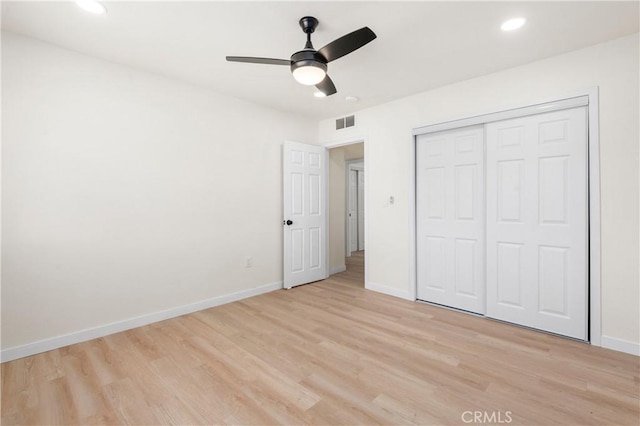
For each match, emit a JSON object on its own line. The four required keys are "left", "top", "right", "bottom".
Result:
{"left": 2, "top": 251, "right": 639, "bottom": 425}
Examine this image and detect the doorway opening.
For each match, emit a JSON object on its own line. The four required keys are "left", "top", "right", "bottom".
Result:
{"left": 328, "top": 142, "right": 365, "bottom": 287}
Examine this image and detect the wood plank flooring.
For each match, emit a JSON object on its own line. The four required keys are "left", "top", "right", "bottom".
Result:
{"left": 2, "top": 250, "right": 639, "bottom": 425}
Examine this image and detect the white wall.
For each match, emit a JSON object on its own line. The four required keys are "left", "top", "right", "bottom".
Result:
{"left": 329, "top": 148, "right": 347, "bottom": 272}
{"left": 319, "top": 34, "right": 640, "bottom": 350}
{"left": 1, "top": 33, "right": 317, "bottom": 354}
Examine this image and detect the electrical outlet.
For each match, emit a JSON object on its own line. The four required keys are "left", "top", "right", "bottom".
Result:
{"left": 245, "top": 256, "right": 252, "bottom": 268}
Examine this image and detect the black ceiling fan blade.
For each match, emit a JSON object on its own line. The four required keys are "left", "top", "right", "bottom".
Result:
{"left": 226, "top": 56, "right": 291, "bottom": 66}
{"left": 317, "top": 27, "right": 376, "bottom": 63}
{"left": 316, "top": 75, "right": 337, "bottom": 96}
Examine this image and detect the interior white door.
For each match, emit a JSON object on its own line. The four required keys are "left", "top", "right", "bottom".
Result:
{"left": 348, "top": 169, "right": 358, "bottom": 255}
{"left": 357, "top": 170, "right": 365, "bottom": 250}
{"left": 283, "top": 141, "right": 327, "bottom": 289}
{"left": 416, "top": 126, "right": 485, "bottom": 314}
{"left": 485, "top": 107, "right": 588, "bottom": 340}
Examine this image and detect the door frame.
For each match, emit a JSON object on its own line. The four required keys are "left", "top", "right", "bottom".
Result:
{"left": 408, "top": 88, "right": 601, "bottom": 346}
{"left": 346, "top": 159, "right": 364, "bottom": 256}
{"left": 323, "top": 136, "right": 368, "bottom": 287}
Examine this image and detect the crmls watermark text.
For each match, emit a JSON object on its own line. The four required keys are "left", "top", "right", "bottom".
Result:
{"left": 461, "top": 410, "right": 513, "bottom": 424}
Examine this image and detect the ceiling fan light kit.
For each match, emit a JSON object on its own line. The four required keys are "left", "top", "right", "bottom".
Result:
{"left": 291, "top": 51, "right": 327, "bottom": 85}
{"left": 292, "top": 65, "right": 326, "bottom": 86}
{"left": 226, "top": 16, "right": 376, "bottom": 96}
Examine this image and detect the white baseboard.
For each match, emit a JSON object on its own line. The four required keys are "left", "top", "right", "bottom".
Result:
{"left": 600, "top": 335, "right": 640, "bottom": 356}
{"left": 330, "top": 265, "right": 347, "bottom": 275}
{"left": 1, "top": 281, "right": 282, "bottom": 363}
{"left": 365, "top": 280, "right": 413, "bottom": 301}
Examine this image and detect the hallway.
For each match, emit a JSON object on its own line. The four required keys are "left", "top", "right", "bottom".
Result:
{"left": 332, "top": 251, "right": 364, "bottom": 288}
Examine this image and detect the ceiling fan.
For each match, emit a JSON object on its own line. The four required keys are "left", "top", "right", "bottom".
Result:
{"left": 226, "top": 16, "right": 376, "bottom": 96}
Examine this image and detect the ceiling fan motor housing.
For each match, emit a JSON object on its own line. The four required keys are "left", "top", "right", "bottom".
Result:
{"left": 290, "top": 50, "right": 327, "bottom": 74}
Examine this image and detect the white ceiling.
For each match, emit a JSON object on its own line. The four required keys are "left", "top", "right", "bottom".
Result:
{"left": 2, "top": 1, "right": 638, "bottom": 120}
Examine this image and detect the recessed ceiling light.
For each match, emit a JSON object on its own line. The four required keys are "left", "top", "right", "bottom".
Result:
{"left": 501, "top": 17, "right": 526, "bottom": 31}
{"left": 76, "top": 0, "right": 107, "bottom": 15}
{"left": 345, "top": 96, "right": 359, "bottom": 102}
{"left": 314, "top": 91, "right": 327, "bottom": 98}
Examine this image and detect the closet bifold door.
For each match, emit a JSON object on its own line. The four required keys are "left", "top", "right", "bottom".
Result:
{"left": 485, "top": 107, "right": 588, "bottom": 340}
{"left": 416, "top": 126, "right": 485, "bottom": 314}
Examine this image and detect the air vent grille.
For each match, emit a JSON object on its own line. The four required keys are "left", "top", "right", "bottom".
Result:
{"left": 336, "top": 115, "right": 356, "bottom": 130}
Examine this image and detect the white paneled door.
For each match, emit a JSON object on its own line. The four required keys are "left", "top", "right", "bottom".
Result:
{"left": 416, "top": 126, "right": 485, "bottom": 314}
{"left": 283, "top": 141, "right": 327, "bottom": 289}
{"left": 486, "top": 107, "right": 588, "bottom": 340}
